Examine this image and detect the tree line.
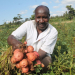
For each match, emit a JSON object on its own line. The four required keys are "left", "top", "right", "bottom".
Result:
{"left": 30, "top": 5, "right": 75, "bottom": 21}
{"left": 1, "top": 5, "right": 75, "bottom": 26}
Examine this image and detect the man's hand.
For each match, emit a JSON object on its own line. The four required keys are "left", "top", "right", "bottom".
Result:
{"left": 7, "top": 35, "right": 22, "bottom": 51}
{"left": 38, "top": 49, "right": 47, "bottom": 60}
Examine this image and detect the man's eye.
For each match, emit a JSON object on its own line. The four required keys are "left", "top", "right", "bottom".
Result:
{"left": 37, "top": 17, "right": 40, "bottom": 18}
{"left": 43, "top": 17, "right": 48, "bottom": 18}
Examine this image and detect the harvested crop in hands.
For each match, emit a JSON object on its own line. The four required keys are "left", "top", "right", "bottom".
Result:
{"left": 11, "top": 55, "right": 16, "bottom": 64}
{"left": 33, "top": 51, "right": 40, "bottom": 59}
{"left": 16, "top": 62, "right": 21, "bottom": 69}
{"left": 26, "top": 52, "right": 37, "bottom": 61}
{"left": 14, "top": 51, "right": 24, "bottom": 62}
{"left": 14, "top": 49, "right": 20, "bottom": 54}
{"left": 10, "top": 41, "right": 45, "bottom": 74}
{"left": 22, "top": 67, "right": 29, "bottom": 73}
{"left": 27, "top": 46, "right": 34, "bottom": 53}
{"left": 20, "top": 59, "right": 28, "bottom": 68}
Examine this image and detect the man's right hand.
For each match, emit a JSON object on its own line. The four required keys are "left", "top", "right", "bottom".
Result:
{"left": 7, "top": 35, "right": 22, "bottom": 51}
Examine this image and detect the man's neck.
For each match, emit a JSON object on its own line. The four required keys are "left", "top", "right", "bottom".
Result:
{"left": 36, "top": 27, "right": 42, "bottom": 38}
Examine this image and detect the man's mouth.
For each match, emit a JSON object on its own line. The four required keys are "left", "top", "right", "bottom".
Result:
{"left": 39, "top": 23, "right": 45, "bottom": 27}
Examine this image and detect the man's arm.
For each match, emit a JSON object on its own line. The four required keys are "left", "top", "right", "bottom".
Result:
{"left": 7, "top": 35, "right": 22, "bottom": 51}
{"left": 38, "top": 49, "right": 47, "bottom": 60}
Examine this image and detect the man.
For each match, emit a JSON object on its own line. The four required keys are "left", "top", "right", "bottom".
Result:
{"left": 7, "top": 5, "right": 58, "bottom": 71}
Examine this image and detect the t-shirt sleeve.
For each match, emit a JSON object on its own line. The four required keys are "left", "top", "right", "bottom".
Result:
{"left": 40, "top": 29, "right": 58, "bottom": 54}
{"left": 11, "top": 22, "right": 28, "bottom": 40}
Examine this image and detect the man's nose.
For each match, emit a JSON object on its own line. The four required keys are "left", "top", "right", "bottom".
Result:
{"left": 40, "top": 18, "right": 44, "bottom": 22}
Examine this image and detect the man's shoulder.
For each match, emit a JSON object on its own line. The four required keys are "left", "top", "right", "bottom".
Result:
{"left": 20, "top": 20, "right": 35, "bottom": 28}
{"left": 49, "top": 24, "right": 58, "bottom": 33}
{"left": 21, "top": 20, "right": 36, "bottom": 29}
{"left": 24, "top": 20, "right": 35, "bottom": 24}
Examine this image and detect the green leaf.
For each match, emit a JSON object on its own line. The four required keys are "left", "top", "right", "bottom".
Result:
{"left": 39, "top": 67, "right": 42, "bottom": 70}
{"left": 0, "top": 66, "right": 1, "bottom": 69}
{"left": 65, "top": 72, "right": 70, "bottom": 75}
{"left": 28, "top": 74, "right": 33, "bottom": 75}
{"left": 35, "top": 68, "right": 40, "bottom": 73}
{"left": 50, "top": 71, "right": 55, "bottom": 75}
{"left": 62, "top": 72, "right": 65, "bottom": 75}
{"left": 37, "top": 64, "right": 41, "bottom": 67}
{"left": 17, "top": 73, "right": 21, "bottom": 75}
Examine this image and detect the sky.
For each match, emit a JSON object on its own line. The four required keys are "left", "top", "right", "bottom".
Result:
{"left": 0, "top": 0, "right": 75, "bottom": 25}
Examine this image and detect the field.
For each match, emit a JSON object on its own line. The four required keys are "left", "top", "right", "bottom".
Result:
{"left": 0, "top": 19, "right": 75, "bottom": 75}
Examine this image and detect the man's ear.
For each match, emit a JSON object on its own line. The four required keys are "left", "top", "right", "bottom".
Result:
{"left": 49, "top": 14, "right": 50, "bottom": 19}
{"left": 49, "top": 14, "right": 50, "bottom": 17}
{"left": 49, "top": 14, "right": 50, "bottom": 16}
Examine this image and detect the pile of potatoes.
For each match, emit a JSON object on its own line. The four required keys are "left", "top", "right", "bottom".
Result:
{"left": 10, "top": 41, "right": 44, "bottom": 74}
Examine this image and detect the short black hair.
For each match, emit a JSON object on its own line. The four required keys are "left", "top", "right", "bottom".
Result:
{"left": 35, "top": 5, "right": 50, "bottom": 14}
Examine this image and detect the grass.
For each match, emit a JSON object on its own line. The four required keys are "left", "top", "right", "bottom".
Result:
{"left": 0, "top": 19, "right": 75, "bottom": 75}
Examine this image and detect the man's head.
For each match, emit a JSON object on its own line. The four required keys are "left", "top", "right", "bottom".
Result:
{"left": 35, "top": 5, "right": 50, "bottom": 31}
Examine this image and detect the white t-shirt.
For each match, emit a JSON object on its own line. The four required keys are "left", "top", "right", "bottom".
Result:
{"left": 11, "top": 20, "right": 58, "bottom": 57}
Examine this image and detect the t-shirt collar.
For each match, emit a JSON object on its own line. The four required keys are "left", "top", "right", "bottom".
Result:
{"left": 33, "top": 21, "right": 50, "bottom": 43}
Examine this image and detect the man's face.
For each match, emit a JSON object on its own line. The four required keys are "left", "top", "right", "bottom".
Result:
{"left": 35, "top": 8, "right": 50, "bottom": 31}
